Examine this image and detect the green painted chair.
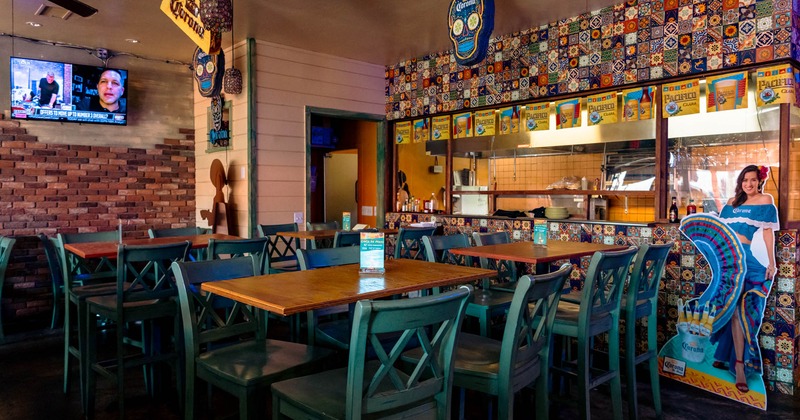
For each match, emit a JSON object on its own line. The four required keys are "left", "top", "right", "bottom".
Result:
{"left": 394, "top": 226, "right": 436, "bottom": 260}
{"left": 148, "top": 226, "right": 210, "bottom": 261}
{"left": 0, "top": 236, "right": 17, "bottom": 342}
{"left": 472, "top": 231, "right": 518, "bottom": 288}
{"left": 333, "top": 230, "right": 363, "bottom": 247}
{"left": 38, "top": 234, "right": 64, "bottom": 330}
{"left": 206, "top": 237, "right": 269, "bottom": 275}
{"left": 550, "top": 246, "right": 638, "bottom": 420}
{"left": 257, "top": 223, "right": 301, "bottom": 274}
{"left": 271, "top": 285, "right": 472, "bottom": 419}
{"left": 306, "top": 221, "right": 339, "bottom": 249}
{"left": 84, "top": 241, "right": 191, "bottom": 418}
{"left": 172, "top": 256, "right": 334, "bottom": 420}
{"left": 422, "top": 234, "right": 514, "bottom": 337}
{"left": 56, "top": 230, "right": 119, "bottom": 397}
{"left": 622, "top": 243, "right": 671, "bottom": 420}
{"left": 297, "top": 246, "right": 361, "bottom": 350}
{"left": 404, "top": 264, "right": 573, "bottom": 420}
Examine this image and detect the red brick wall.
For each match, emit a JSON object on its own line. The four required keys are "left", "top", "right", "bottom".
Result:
{"left": 0, "top": 120, "right": 196, "bottom": 332}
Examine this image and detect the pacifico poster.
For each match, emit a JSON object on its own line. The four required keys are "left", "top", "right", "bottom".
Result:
{"left": 522, "top": 102, "right": 549, "bottom": 131}
{"left": 412, "top": 118, "right": 429, "bottom": 143}
{"left": 555, "top": 98, "right": 581, "bottom": 129}
{"left": 431, "top": 116, "right": 450, "bottom": 140}
{"left": 586, "top": 92, "right": 617, "bottom": 126}
{"left": 755, "top": 64, "right": 794, "bottom": 107}
{"left": 395, "top": 121, "right": 411, "bottom": 144}
{"left": 474, "top": 110, "right": 496, "bottom": 136}
{"left": 707, "top": 72, "right": 748, "bottom": 112}
{"left": 659, "top": 190, "right": 779, "bottom": 410}
{"left": 621, "top": 86, "right": 655, "bottom": 121}
{"left": 452, "top": 112, "right": 472, "bottom": 138}
{"left": 498, "top": 106, "right": 520, "bottom": 134}
{"left": 662, "top": 79, "right": 700, "bottom": 117}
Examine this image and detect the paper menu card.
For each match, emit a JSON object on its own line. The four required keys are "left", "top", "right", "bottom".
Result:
{"left": 359, "top": 232, "right": 385, "bottom": 274}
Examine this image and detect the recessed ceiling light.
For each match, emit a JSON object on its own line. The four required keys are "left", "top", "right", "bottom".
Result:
{"left": 125, "top": 38, "right": 140, "bottom": 44}
{"left": 26, "top": 21, "right": 42, "bottom": 27}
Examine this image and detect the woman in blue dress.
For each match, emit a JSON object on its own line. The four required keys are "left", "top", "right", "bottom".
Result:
{"left": 712, "top": 165, "right": 778, "bottom": 393}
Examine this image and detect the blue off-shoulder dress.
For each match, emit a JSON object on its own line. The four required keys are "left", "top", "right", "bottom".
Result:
{"left": 713, "top": 203, "right": 779, "bottom": 377}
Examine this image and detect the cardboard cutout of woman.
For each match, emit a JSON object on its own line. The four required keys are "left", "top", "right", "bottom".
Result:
{"left": 659, "top": 165, "right": 778, "bottom": 410}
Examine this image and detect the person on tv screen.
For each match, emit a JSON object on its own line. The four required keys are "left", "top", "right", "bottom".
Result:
{"left": 38, "top": 71, "right": 59, "bottom": 107}
{"left": 79, "top": 69, "right": 126, "bottom": 113}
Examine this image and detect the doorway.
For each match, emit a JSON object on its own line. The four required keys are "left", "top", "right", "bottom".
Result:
{"left": 305, "top": 107, "right": 387, "bottom": 230}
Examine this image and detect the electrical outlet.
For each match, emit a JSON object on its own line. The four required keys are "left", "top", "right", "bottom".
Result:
{"left": 293, "top": 212, "right": 304, "bottom": 225}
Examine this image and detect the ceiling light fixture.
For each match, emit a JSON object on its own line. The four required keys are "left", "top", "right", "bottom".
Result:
{"left": 26, "top": 21, "right": 42, "bottom": 27}
{"left": 221, "top": 1, "right": 242, "bottom": 94}
{"left": 199, "top": 0, "right": 233, "bottom": 33}
{"left": 125, "top": 38, "right": 139, "bottom": 44}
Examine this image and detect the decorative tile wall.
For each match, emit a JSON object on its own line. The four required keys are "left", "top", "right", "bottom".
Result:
{"left": 385, "top": 212, "right": 799, "bottom": 394}
{"left": 385, "top": 0, "right": 796, "bottom": 120}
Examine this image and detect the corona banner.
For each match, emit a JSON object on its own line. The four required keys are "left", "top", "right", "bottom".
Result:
{"left": 161, "top": 0, "right": 221, "bottom": 54}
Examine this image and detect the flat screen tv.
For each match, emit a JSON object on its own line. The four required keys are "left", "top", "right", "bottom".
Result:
{"left": 10, "top": 57, "right": 128, "bottom": 125}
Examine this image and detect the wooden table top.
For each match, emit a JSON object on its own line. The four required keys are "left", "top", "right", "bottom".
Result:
{"left": 277, "top": 228, "right": 399, "bottom": 241}
{"left": 449, "top": 240, "right": 629, "bottom": 264}
{"left": 63, "top": 233, "right": 241, "bottom": 259}
{"left": 201, "top": 258, "right": 495, "bottom": 316}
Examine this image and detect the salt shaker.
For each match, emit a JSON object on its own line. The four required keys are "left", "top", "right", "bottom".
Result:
{"left": 580, "top": 176, "right": 588, "bottom": 190}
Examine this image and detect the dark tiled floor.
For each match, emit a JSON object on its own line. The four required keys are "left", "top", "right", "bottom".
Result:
{"left": 0, "top": 322, "right": 798, "bottom": 420}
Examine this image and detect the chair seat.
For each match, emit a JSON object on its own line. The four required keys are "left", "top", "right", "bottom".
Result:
{"left": 86, "top": 295, "right": 176, "bottom": 321}
{"left": 69, "top": 282, "right": 124, "bottom": 302}
{"left": 197, "top": 339, "right": 333, "bottom": 387}
{"left": 272, "top": 360, "right": 429, "bottom": 419}
{"left": 469, "top": 289, "right": 514, "bottom": 308}
{"left": 620, "top": 296, "right": 652, "bottom": 319}
{"left": 269, "top": 260, "right": 299, "bottom": 272}
{"left": 552, "top": 301, "right": 613, "bottom": 337}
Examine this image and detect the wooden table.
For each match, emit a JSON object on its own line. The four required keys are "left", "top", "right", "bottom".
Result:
{"left": 449, "top": 240, "right": 629, "bottom": 265}
{"left": 277, "top": 228, "right": 399, "bottom": 241}
{"left": 201, "top": 258, "right": 495, "bottom": 316}
{"left": 63, "top": 233, "right": 241, "bottom": 259}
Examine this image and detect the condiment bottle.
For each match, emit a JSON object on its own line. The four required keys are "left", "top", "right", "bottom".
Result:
{"left": 686, "top": 199, "right": 697, "bottom": 215}
{"left": 429, "top": 193, "right": 437, "bottom": 212}
{"left": 668, "top": 197, "right": 679, "bottom": 223}
{"left": 580, "top": 176, "right": 588, "bottom": 190}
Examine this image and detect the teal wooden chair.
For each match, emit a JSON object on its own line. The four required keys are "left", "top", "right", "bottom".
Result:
{"left": 0, "top": 236, "right": 17, "bottom": 342}
{"left": 172, "top": 257, "right": 334, "bottom": 420}
{"left": 403, "top": 264, "right": 573, "bottom": 420}
{"left": 297, "top": 246, "right": 361, "bottom": 350}
{"left": 56, "top": 230, "right": 119, "bottom": 397}
{"left": 271, "top": 285, "right": 472, "bottom": 419}
{"left": 623, "top": 243, "right": 671, "bottom": 420}
{"left": 257, "top": 223, "right": 301, "bottom": 274}
{"left": 84, "top": 241, "right": 191, "bottom": 418}
{"left": 394, "top": 226, "right": 436, "bottom": 260}
{"left": 550, "top": 246, "right": 638, "bottom": 420}
{"left": 333, "top": 230, "right": 363, "bottom": 247}
{"left": 39, "top": 234, "right": 64, "bottom": 330}
{"left": 148, "top": 226, "right": 210, "bottom": 261}
{"left": 306, "top": 221, "right": 339, "bottom": 249}
{"left": 422, "top": 234, "right": 514, "bottom": 337}
{"left": 472, "top": 231, "right": 518, "bottom": 288}
{"left": 206, "top": 237, "right": 269, "bottom": 275}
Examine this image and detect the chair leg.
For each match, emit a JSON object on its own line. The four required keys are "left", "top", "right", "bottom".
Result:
{"left": 648, "top": 317, "right": 663, "bottom": 419}
{"left": 117, "top": 315, "right": 126, "bottom": 418}
{"left": 63, "top": 297, "right": 73, "bottom": 395}
{"left": 479, "top": 311, "right": 489, "bottom": 337}
{"left": 84, "top": 306, "right": 97, "bottom": 417}
{"left": 626, "top": 318, "right": 638, "bottom": 420}
{"left": 577, "top": 335, "right": 591, "bottom": 420}
{"left": 609, "top": 328, "right": 623, "bottom": 420}
{"left": 458, "top": 387, "right": 466, "bottom": 420}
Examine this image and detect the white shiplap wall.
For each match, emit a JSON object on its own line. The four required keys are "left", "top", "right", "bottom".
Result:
{"left": 252, "top": 40, "right": 385, "bottom": 228}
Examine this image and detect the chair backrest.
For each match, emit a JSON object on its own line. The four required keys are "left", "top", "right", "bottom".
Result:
{"left": 307, "top": 221, "right": 338, "bottom": 231}
{"left": 345, "top": 285, "right": 472, "bottom": 418}
{"left": 472, "top": 231, "right": 517, "bottom": 282}
{"left": 56, "top": 231, "right": 119, "bottom": 289}
{"left": 172, "top": 257, "right": 262, "bottom": 360}
{"left": 0, "top": 236, "right": 17, "bottom": 282}
{"left": 297, "top": 246, "right": 360, "bottom": 270}
{"left": 394, "top": 227, "right": 436, "bottom": 260}
{"left": 422, "top": 234, "right": 473, "bottom": 267}
{"left": 333, "top": 231, "right": 362, "bottom": 248}
{"left": 626, "top": 243, "right": 672, "bottom": 315}
{"left": 206, "top": 237, "right": 269, "bottom": 275}
{"left": 116, "top": 241, "right": 191, "bottom": 306}
{"left": 147, "top": 226, "right": 208, "bottom": 238}
{"left": 38, "top": 234, "right": 64, "bottom": 298}
{"left": 578, "top": 247, "right": 638, "bottom": 331}
{"left": 257, "top": 223, "right": 300, "bottom": 271}
{"left": 499, "top": 264, "right": 572, "bottom": 388}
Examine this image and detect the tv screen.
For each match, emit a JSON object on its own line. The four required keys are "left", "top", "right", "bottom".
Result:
{"left": 10, "top": 57, "right": 128, "bottom": 125}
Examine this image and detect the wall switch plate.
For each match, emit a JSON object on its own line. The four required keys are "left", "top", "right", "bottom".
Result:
{"left": 293, "top": 212, "right": 304, "bottom": 225}
{"left": 361, "top": 206, "right": 373, "bottom": 216}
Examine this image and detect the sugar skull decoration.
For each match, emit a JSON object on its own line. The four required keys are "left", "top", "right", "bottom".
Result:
{"left": 448, "top": 0, "right": 494, "bottom": 66}
{"left": 192, "top": 46, "right": 225, "bottom": 97}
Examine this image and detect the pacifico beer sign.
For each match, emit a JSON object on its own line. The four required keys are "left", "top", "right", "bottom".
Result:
{"left": 448, "top": 0, "right": 494, "bottom": 66}
{"left": 161, "top": 0, "right": 221, "bottom": 55}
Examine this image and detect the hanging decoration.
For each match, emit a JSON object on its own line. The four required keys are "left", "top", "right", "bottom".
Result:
{"left": 193, "top": 46, "right": 225, "bottom": 97}
{"left": 448, "top": 0, "right": 494, "bottom": 66}
{"left": 199, "top": 0, "right": 233, "bottom": 33}
{"left": 160, "top": 0, "right": 221, "bottom": 54}
{"left": 222, "top": 0, "right": 242, "bottom": 95}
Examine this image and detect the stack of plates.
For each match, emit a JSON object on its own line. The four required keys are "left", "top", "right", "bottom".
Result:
{"left": 545, "top": 207, "right": 569, "bottom": 219}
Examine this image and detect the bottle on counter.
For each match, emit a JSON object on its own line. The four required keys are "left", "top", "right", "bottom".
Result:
{"left": 429, "top": 193, "right": 438, "bottom": 212}
{"left": 594, "top": 177, "right": 600, "bottom": 190}
{"left": 687, "top": 199, "right": 697, "bottom": 215}
{"left": 580, "top": 176, "right": 588, "bottom": 190}
{"left": 639, "top": 87, "right": 652, "bottom": 119}
{"left": 668, "top": 196, "right": 679, "bottom": 223}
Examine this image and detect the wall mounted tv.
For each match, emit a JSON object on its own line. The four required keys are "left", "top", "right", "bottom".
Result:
{"left": 10, "top": 57, "right": 128, "bottom": 125}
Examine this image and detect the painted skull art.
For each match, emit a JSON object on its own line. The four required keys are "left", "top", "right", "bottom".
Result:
{"left": 448, "top": 0, "right": 494, "bottom": 66}
{"left": 192, "top": 47, "right": 225, "bottom": 97}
